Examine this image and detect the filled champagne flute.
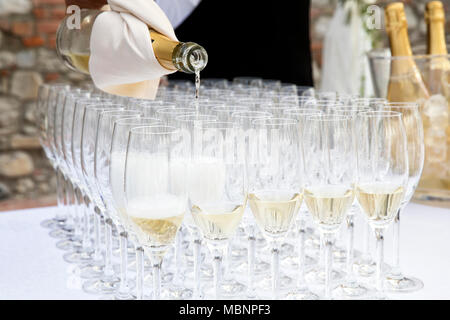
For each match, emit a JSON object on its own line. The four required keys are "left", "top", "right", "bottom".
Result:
{"left": 124, "top": 126, "right": 188, "bottom": 299}
{"left": 109, "top": 117, "right": 161, "bottom": 300}
{"left": 175, "top": 114, "right": 218, "bottom": 299}
{"left": 302, "top": 115, "right": 356, "bottom": 299}
{"left": 190, "top": 121, "right": 247, "bottom": 299}
{"left": 246, "top": 118, "right": 302, "bottom": 299}
{"left": 355, "top": 111, "right": 409, "bottom": 299}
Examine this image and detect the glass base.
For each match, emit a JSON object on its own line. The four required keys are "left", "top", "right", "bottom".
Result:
{"left": 49, "top": 227, "right": 74, "bottom": 239}
{"left": 183, "top": 264, "right": 214, "bottom": 282}
{"left": 162, "top": 284, "right": 193, "bottom": 300}
{"left": 285, "top": 287, "right": 320, "bottom": 300}
{"left": 385, "top": 274, "right": 424, "bottom": 293}
{"left": 41, "top": 218, "right": 66, "bottom": 229}
{"left": 63, "top": 248, "right": 95, "bottom": 264}
{"left": 235, "top": 258, "right": 271, "bottom": 276}
{"left": 305, "top": 266, "right": 344, "bottom": 285}
{"left": 203, "top": 278, "right": 247, "bottom": 299}
{"left": 231, "top": 245, "right": 247, "bottom": 262}
{"left": 55, "top": 238, "right": 82, "bottom": 251}
{"left": 82, "top": 275, "right": 122, "bottom": 295}
{"left": 99, "top": 292, "right": 136, "bottom": 300}
{"left": 332, "top": 280, "right": 372, "bottom": 299}
{"left": 281, "top": 254, "right": 317, "bottom": 270}
{"left": 77, "top": 260, "right": 105, "bottom": 279}
{"left": 256, "top": 273, "right": 296, "bottom": 293}
{"left": 353, "top": 257, "right": 376, "bottom": 277}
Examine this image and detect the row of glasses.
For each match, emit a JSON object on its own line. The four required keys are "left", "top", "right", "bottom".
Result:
{"left": 37, "top": 79, "right": 423, "bottom": 300}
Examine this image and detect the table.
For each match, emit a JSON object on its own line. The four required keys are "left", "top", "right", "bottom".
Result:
{"left": 0, "top": 203, "right": 449, "bottom": 300}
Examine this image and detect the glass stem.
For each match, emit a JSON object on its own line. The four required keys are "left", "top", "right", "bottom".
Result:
{"left": 324, "top": 232, "right": 334, "bottom": 299}
{"left": 297, "top": 218, "right": 307, "bottom": 289}
{"left": 55, "top": 167, "right": 66, "bottom": 222}
{"left": 80, "top": 193, "right": 90, "bottom": 250}
{"left": 247, "top": 235, "right": 256, "bottom": 298}
{"left": 135, "top": 246, "right": 144, "bottom": 300}
{"left": 150, "top": 252, "right": 163, "bottom": 300}
{"left": 193, "top": 237, "right": 202, "bottom": 299}
{"left": 271, "top": 242, "right": 280, "bottom": 300}
{"left": 224, "top": 240, "right": 233, "bottom": 281}
{"left": 390, "top": 209, "right": 402, "bottom": 278}
{"left": 174, "top": 229, "right": 182, "bottom": 285}
{"left": 363, "top": 223, "right": 371, "bottom": 261}
{"left": 118, "top": 231, "right": 129, "bottom": 295}
{"left": 63, "top": 176, "right": 74, "bottom": 229}
{"left": 69, "top": 183, "right": 81, "bottom": 239}
{"left": 104, "top": 217, "right": 114, "bottom": 277}
{"left": 93, "top": 205, "right": 102, "bottom": 261}
{"left": 346, "top": 214, "right": 355, "bottom": 282}
{"left": 212, "top": 247, "right": 224, "bottom": 300}
{"left": 375, "top": 228, "right": 385, "bottom": 295}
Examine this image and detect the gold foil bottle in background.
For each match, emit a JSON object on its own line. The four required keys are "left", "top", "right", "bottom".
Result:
{"left": 425, "top": 1, "right": 450, "bottom": 94}
{"left": 420, "top": 0, "right": 450, "bottom": 200}
{"left": 56, "top": 10, "right": 208, "bottom": 76}
{"left": 385, "top": 2, "right": 430, "bottom": 103}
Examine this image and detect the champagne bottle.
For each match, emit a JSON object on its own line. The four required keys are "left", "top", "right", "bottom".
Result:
{"left": 423, "top": 1, "right": 450, "bottom": 195}
{"left": 56, "top": 9, "right": 208, "bottom": 76}
{"left": 385, "top": 2, "right": 430, "bottom": 102}
{"left": 425, "top": 1, "right": 450, "bottom": 94}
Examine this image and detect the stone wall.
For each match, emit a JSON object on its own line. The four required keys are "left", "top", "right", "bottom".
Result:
{"left": 0, "top": 0, "right": 88, "bottom": 206}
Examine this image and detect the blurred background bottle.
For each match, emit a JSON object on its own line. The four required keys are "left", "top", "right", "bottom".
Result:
{"left": 385, "top": 2, "right": 430, "bottom": 103}
{"left": 425, "top": 0, "right": 450, "bottom": 94}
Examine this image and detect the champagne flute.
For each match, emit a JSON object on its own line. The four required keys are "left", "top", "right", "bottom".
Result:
{"left": 302, "top": 115, "right": 356, "bottom": 299}
{"left": 355, "top": 111, "right": 409, "bottom": 299}
{"left": 351, "top": 98, "right": 387, "bottom": 277}
{"left": 379, "top": 103, "right": 425, "bottom": 293}
{"left": 37, "top": 84, "right": 67, "bottom": 230}
{"left": 328, "top": 107, "right": 372, "bottom": 298}
{"left": 94, "top": 109, "right": 143, "bottom": 299}
{"left": 46, "top": 84, "right": 74, "bottom": 239}
{"left": 232, "top": 111, "right": 273, "bottom": 299}
{"left": 78, "top": 103, "right": 125, "bottom": 294}
{"left": 175, "top": 113, "right": 218, "bottom": 299}
{"left": 110, "top": 117, "right": 161, "bottom": 300}
{"left": 283, "top": 109, "right": 322, "bottom": 300}
{"left": 190, "top": 121, "right": 247, "bottom": 299}
{"left": 246, "top": 118, "right": 302, "bottom": 299}
{"left": 124, "top": 126, "right": 188, "bottom": 299}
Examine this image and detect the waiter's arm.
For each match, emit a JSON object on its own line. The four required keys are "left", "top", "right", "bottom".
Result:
{"left": 65, "top": 0, "right": 107, "bottom": 9}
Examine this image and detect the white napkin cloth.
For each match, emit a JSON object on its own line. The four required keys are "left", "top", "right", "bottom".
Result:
{"left": 89, "top": 0, "right": 178, "bottom": 99}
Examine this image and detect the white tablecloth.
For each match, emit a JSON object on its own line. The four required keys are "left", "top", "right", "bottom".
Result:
{"left": 0, "top": 203, "right": 449, "bottom": 300}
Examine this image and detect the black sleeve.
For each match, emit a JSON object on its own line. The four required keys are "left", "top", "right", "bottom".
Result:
{"left": 170, "top": 0, "right": 313, "bottom": 86}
